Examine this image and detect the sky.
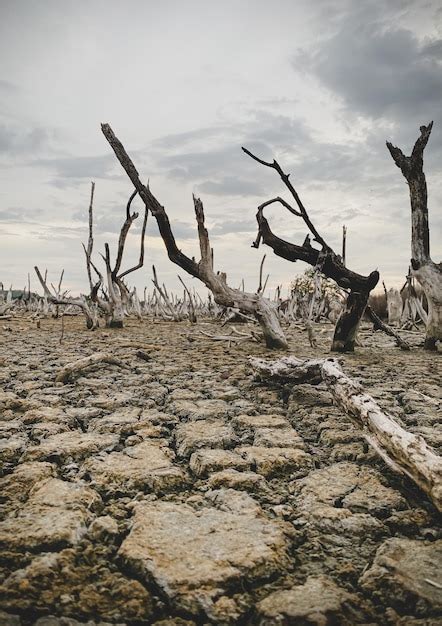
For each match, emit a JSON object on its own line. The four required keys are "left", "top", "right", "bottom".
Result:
{"left": 0, "top": 0, "right": 441, "bottom": 298}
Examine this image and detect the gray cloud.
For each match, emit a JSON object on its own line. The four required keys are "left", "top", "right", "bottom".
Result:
{"left": 40, "top": 154, "right": 116, "bottom": 181}
{"left": 0, "top": 206, "right": 44, "bottom": 222}
{"left": 0, "top": 125, "right": 56, "bottom": 156}
{"left": 293, "top": 15, "right": 442, "bottom": 124}
{"left": 197, "top": 177, "right": 264, "bottom": 197}
{"left": 211, "top": 218, "right": 257, "bottom": 236}
{"left": 0, "top": 79, "right": 18, "bottom": 93}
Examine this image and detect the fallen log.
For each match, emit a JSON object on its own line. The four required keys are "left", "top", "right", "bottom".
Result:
{"left": 249, "top": 355, "right": 442, "bottom": 511}
{"left": 56, "top": 352, "right": 129, "bottom": 383}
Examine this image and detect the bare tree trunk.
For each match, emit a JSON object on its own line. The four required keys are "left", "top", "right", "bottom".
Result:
{"left": 331, "top": 290, "right": 369, "bottom": 352}
{"left": 250, "top": 356, "right": 442, "bottom": 511}
{"left": 101, "top": 123, "right": 288, "bottom": 350}
{"left": 387, "top": 122, "right": 441, "bottom": 350}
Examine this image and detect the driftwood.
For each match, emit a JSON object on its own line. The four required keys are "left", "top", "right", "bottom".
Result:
{"left": 56, "top": 352, "right": 128, "bottom": 383}
{"left": 249, "top": 355, "right": 442, "bottom": 511}
{"left": 101, "top": 123, "right": 288, "bottom": 349}
{"left": 242, "top": 147, "right": 379, "bottom": 352}
{"left": 387, "top": 122, "right": 441, "bottom": 350}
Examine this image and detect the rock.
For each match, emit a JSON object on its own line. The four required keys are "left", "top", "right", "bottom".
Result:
{"left": 0, "top": 478, "right": 100, "bottom": 550}
{"left": 119, "top": 500, "right": 290, "bottom": 618}
{"left": 82, "top": 440, "right": 187, "bottom": 495}
{"left": 207, "top": 469, "right": 266, "bottom": 491}
{"left": 360, "top": 538, "right": 442, "bottom": 616}
{"left": 22, "top": 432, "right": 118, "bottom": 463}
{"left": 257, "top": 575, "right": 361, "bottom": 625}
{"left": 175, "top": 419, "right": 236, "bottom": 458}
{"left": 238, "top": 446, "right": 311, "bottom": 477}
{"left": 189, "top": 449, "right": 251, "bottom": 477}
{"left": 253, "top": 427, "right": 305, "bottom": 449}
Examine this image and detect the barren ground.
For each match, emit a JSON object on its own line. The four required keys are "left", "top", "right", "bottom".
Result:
{"left": 0, "top": 316, "right": 441, "bottom": 626}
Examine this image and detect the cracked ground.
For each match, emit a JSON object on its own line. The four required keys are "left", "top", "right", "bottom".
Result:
{"left": 0, "top": 316, "right": 441, "bottom": 625}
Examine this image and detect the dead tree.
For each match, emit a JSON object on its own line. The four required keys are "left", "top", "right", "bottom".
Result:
{"left": 83, "top": 181, "right": 148, "bottom": 328}
{"left": 34, "top": 266, "right": 98, "bottom": 329}
{"left": 387, "top": 122, "right": 441, "bottom": 350}
{"left": 101, "top": 123, "right": 288, "bottom": 349}
{"left": 242, "top": 147, "right": 379, "bottom": 352}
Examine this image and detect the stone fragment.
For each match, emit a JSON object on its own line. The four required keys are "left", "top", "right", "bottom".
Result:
{"left": 189, "top": 449, "right": 251, "bottom": 477}
{"left": 360, "top": 538, "right": 442, "bottom": 615}
{"left": 82, "top": 440, "right": 186, "bottom": 494}
{"left": 119, "top": 500, "right": 290, "bottom": 617}
{"left": 238, "top": 446, "right": 311, "bottom": 477}
{"left": 257, "top": 575, "right": 360, "bottom": 625}
{"left": 175, "top": 420, "right": 236, "bottom": 458}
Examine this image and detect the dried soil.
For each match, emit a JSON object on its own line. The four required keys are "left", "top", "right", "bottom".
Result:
{"left": 0, "top": 316, "right": 441, "bottom": 625}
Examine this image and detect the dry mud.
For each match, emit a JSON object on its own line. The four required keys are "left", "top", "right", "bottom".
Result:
{"left": 0, "top": 316, "right": 441, "bottom": 626}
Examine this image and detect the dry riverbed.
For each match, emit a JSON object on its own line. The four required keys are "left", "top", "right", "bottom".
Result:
{"left": 0, "top": 316, "right": 441, "bottom": 625}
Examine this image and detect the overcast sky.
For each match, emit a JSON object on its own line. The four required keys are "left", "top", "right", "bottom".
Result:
{"left": 1, "top": 0, "right": 441, "bottom": 298}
